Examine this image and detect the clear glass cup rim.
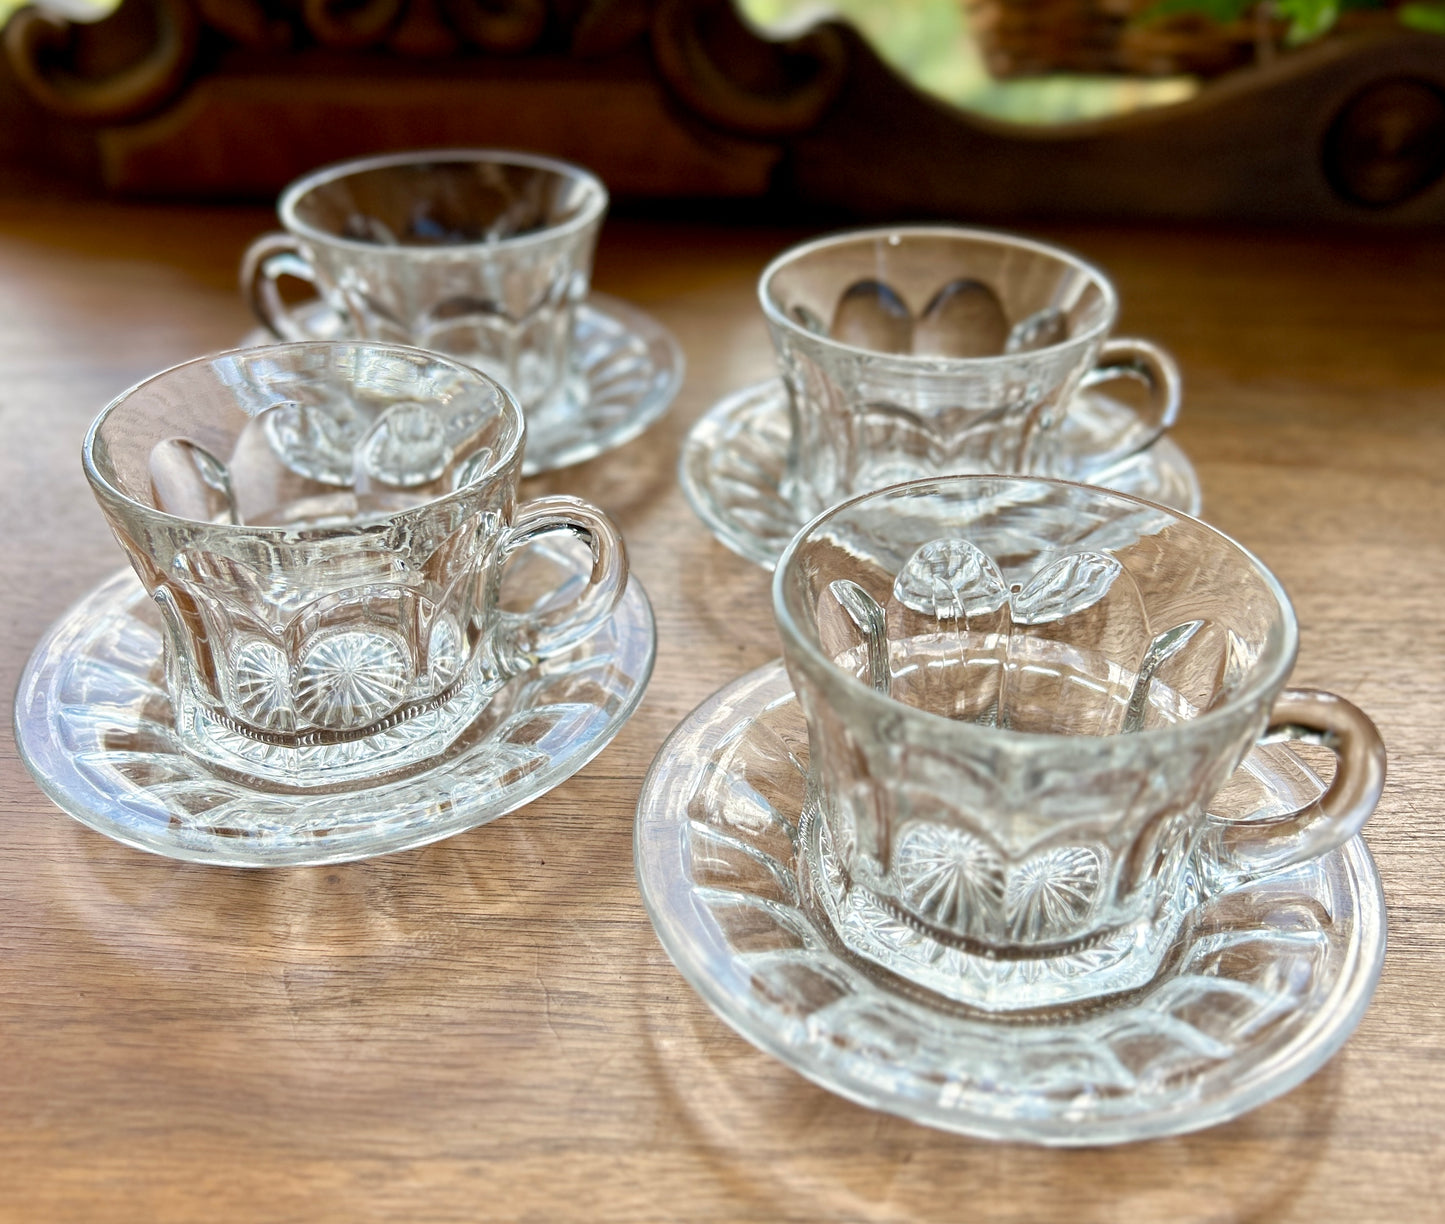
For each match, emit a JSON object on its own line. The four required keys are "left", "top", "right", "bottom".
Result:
{"left": 758, "top": 224, "right": 1121, "bottom": 368}
{"left": 82, "top": 340, "right": 525, "bottom": 537}
{"left": 276, "top": 147, "right": 610, "bottom": 257}
{"left": 771, "top": 474, "right": 1301, "bottom": 748}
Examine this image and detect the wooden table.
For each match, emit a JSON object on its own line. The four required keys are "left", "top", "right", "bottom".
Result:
{"left": 1, "top": 193, "right": 1441, "bottom": 1223}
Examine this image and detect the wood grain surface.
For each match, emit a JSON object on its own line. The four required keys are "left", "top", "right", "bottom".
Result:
{"left": 0, "top": 193, "right": 1441, "bottom": 1223}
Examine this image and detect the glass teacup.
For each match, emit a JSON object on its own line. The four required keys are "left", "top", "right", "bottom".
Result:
{"left": 761, "top": 227, "right": 1183, "bottom": 520}
{"left": 84, "top": 341, "right": 627, "bottom": 791}
{"left": 241, "top": 149, "right": 607, "bottom": 413}
{"left": 774, "top": 476, "right": 1384, "bottom": 1011}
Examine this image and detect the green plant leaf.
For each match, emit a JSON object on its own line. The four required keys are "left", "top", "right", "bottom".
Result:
{"left": 1400, "top": 2, "right": 1445, "bottom": 31}
{"left": 1275, "top": 0, "right": 1341, "bottom": 42}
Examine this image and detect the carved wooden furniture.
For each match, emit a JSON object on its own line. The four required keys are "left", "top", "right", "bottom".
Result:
{"left": 2, "top": 0, "right": 1443, "bottom": 220}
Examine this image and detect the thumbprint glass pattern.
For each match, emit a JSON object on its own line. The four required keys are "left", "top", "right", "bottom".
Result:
{"left": 773, "top": 476, "right": 1383, "bottom": 1010}
{"left": 18, "top": 542, "right": 654, "bottom": 867}
{"left": 761, "top": 228, "right": 1181, "bottom": 519}
{"left": 677, "top": 378, "right": 1202, "bottom": 570}
{"left": 243, "top": 150, "right": 607, "bottom": 413}
{"left": 83, "top": 341, "right": 627, "bottom": 791}
{"left": 633, "top": 662, "right": 1386, "bottom": 1144}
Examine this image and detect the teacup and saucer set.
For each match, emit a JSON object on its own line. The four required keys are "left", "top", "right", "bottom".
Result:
{"left": 14, "top": 158, "right": 1387, "bottom": 1145}
{"left": 638, "top": 476, "right": 1387, "bottom": 1144}
{"left": 15, "top": 341, "right": 656, "bottom": 867}
{"left": 17, "top": 150, "right": 679, "bottom": 867}
{"left": 239, "top": 150, "right": 683, "bottom": 476}
{"left": 681, "top": 227, "right": 1197, "bottom": 568}
{"left": 646, "top": 227, "right": 1387, "bottom": 1143}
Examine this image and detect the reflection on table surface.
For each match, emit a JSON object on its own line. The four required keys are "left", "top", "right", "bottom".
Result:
{"left": 0, "top": 197, "right": 1441, "bottom": 1222}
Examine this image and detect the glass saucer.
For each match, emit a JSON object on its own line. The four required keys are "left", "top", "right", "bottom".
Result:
{"left": 16, "top": 543, "right": 655, "bottom": 868}
{"left": 634, "top": 661, "right": 1386, "bottom": 1146}
{"left": 679, "top": 379, "right": 1204, "bottom": 569}
{"left": 241, "top": 292, "right": 683, "bottom": 476}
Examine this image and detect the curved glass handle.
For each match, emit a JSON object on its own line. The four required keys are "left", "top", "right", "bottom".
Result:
{"left": 1074, "top": 337, "right": 1183, "bottom": 478}
{"left": 493, "top": 495, "right": 628, "bottom": 666}
{"left": 240, "top": 232, "right": 328, "bottom": 341}
{"left": 1198, "top": 688, "right": 1386, "bottom": 893}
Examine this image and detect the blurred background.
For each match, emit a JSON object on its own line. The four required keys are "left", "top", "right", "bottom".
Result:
{"left": 731, "top": 0, "right": 1201, "bottom": 122}
{"left": 0, "top": 0, "right": 1441, "bottom": 219}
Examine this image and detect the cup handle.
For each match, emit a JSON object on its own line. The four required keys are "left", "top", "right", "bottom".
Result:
{"left": 1196, "top": 688, "right": 1386, "bottom": 894}
{"left": 1072, "top": 337, "right": 1183, "bottom": 477}
{"left": 240, "top": 232, "right": 331, "bottom": 341}
{"left": 492, "top": 495, "right": 629, "bottom": 666}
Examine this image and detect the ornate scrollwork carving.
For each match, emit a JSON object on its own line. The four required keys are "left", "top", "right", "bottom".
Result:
{"left": 571, "top": 0, "right": 652, "bottom": 59}
{"left": 2, "top": 0, "right": 847, "bottom": 132}
{"left": 3, "top": 0, "right": 199, "bottom": 122}
{"left": 439, "top": 0, "right": 548, "bottom": 54}
{"left": 194, "top": 0, "right": 293, "bottom": 50}
{"left": 301, "top": 0, "right": 406, "bottom": 49}
{"left": 650, "top": 0, "right": 847, "bottom": 137}
{"left": 1325, "top": 76, "right": 1445, "bottom": 207}
{"left": 388, "top": 0, "right": 463, "bottom": 55}
{"left": 3, "top": 0, "right": 1438, "bottom": 221}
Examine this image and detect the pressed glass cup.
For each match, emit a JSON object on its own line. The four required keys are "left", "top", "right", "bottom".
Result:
{"left": 760, "top": 227, "right": 1183, "bottom": 520}
{"left": 84, "top": 341, "right": 626, "bottom": 792}
{"left": 241, "top": 149, "right": 607, "bottom": 413}
{"left": 774, "top": 476, "right": 1384, "bottom": 1010}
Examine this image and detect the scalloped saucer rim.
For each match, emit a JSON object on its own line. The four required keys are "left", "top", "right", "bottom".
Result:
{"left": 16, "top": 560, "right": 656, "bottom": 868}
{"left": 634, "top": 661, "right": 1386, "bottom": 1145}
{"left": 239, "top": 291, "right": 683, "bottom": 476}
{"left": 680, "top": 378, "right": 1204, "bottom": 570}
